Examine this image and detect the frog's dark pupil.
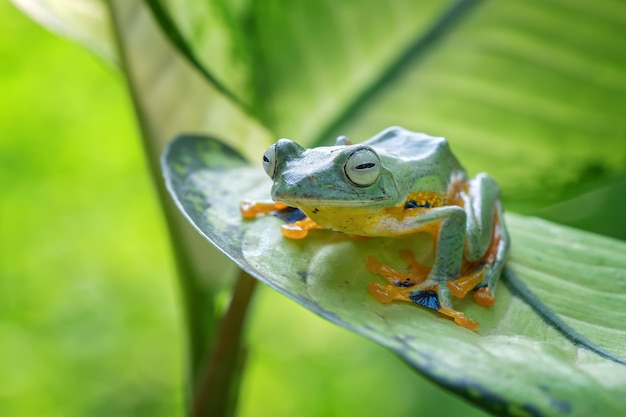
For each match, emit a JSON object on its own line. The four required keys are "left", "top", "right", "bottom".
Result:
{"left": 263, "top": 155, "right": 269, "bottom": 163}
{"left": 356, "top": 162, "right": 375, "bottom": 169}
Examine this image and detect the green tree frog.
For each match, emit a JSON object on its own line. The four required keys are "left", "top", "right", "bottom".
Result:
{"left": 241, "top": 127, "right": 509, "bottom": 331}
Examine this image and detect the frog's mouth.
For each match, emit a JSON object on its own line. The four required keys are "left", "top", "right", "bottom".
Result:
{"left": 271, "top": 180, "right": 394, "bottom": 208}
{"left": 273, "top": 195, "right": 389, "bottom": 208}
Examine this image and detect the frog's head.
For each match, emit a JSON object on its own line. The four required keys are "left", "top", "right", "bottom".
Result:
{"left": 262, "top": 138, "right": 398, "bottom": 209}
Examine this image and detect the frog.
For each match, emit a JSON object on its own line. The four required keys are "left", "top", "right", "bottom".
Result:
{"left": 240, "top": 126, "right": 509, "bottom": 331}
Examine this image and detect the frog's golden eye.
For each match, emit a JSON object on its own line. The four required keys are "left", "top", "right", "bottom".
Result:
{"left": 344, "top": 147, "right": 381, "bottom": 187}
{"left": 262, "top": 144, "right": 277, "bottom": 178}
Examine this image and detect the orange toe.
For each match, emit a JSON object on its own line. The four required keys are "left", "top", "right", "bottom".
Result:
{"left": 474, "top": 286, "right": 495, "bottom": 307}
{"left": 368, "top": 282, "right": 395, "bottom": 303}
{"left": 454, "top": 315, "right": 480, "bottom": 331}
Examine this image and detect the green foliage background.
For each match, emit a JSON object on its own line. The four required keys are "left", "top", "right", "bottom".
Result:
{"left": 0, "top": 3, "right": 491, "bottom": 416}
{"left": 0, "top": 3, "right": 181, "bottom": 415}
{"left": 3, "top": 1, "right": 626, "bottom": 416}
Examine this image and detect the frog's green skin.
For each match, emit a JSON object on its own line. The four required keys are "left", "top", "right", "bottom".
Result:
{"left": 261, "top": 126, "right": 509, "bottom": 328}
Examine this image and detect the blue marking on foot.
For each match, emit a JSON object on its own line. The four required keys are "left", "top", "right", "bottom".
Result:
{"left": 409, "top": 290, "right": 440, "bottom": 311}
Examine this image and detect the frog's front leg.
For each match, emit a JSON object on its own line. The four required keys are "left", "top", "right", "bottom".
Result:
{"left": 461, "top": 173, "right": 510, "bottom": 306}
{"left": 240, "top": 200, "right": 324, "bottom": 239}
{"left": 280, "top": 217, "right": 324, "bottom": 239}
{"left": 240, "top": 200, "right": 288, "bottom": 218}
{"left": 370, "top": 206, "right": 479, "bottom": 330}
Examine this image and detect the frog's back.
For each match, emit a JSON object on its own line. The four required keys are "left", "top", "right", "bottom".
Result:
{"left": 364, "top": 127, "right": 446, "bottom": 161}
{"left": 363, "top": 126, "right": 465, "bottom": 195}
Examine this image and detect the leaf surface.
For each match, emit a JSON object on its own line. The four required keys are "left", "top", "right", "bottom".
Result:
{"left": 163, "top": 134, "right": 626, "bottom": 417}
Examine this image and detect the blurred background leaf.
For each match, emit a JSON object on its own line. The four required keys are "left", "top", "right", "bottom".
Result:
{"left": 0, "top": 3, "right": 183, "bottom": 416}
{"left": 12, "top": 0, "right": 626, "bottom": 237}
{"left": 11, "top": 0, "right": 116, "bottom": 62}
{"left": 149, "top": 0, "right": 626, "bottom": 212}
{"left": 21, "top": 0, "right": 626, "bottom": 211}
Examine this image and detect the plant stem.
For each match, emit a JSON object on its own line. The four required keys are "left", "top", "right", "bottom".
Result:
{"left": 105, "top": 1, "right": 251, "bottom": 414}
{"left": 192, "top": 270, "right": 257, "bottom": 417}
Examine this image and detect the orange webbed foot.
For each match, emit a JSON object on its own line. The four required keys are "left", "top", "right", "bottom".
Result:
{"left": 399, "top": 249, "right": 431, "bottom": 279}
{"left": 446, "top": 265, "right": 486, "bottom": 299}
{"left": 451, "top": 313, "right": 480, "bottom": 331}
{"left": 366, "top": 250, "right": 484, "bottom": 331}
{"left": 239, "top": 201, "right": 324, "bottom": 239}
{"left": 368, "top": 281, "right": 480, "bottom": 331}
{"left": 280, "top": 218, "right": 324, "bottom": 239}
{"left": 366, "top": 250, "right": 430, "bottom": 287}
{"left": 240, "top": 200, "right": 288, "bottom": 218}
{"left": 368, "top": 282, "right": 408, "bottom": 304}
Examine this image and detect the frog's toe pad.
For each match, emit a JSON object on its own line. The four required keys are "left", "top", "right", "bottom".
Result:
{"left": 474, "top": 286, "right": 495, "bottom": 307}
{"left": 368, "top": 282, "right": 395, "bottom": 303}
{"left": 280, "top": 223, "right": 310, "bottom": 239}
{"left": 454, "top": 315, "right": 479, "bottom": 331}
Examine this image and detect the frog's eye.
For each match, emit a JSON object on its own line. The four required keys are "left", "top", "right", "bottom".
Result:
{"left": 344, "top": 147, "right": 381, "bottom": 187}
{"left": 262, "top": 144, "right": 277, "bottom": 178}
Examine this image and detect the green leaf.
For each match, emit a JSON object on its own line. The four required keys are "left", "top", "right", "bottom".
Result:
{"left": 107, "top": 1, "right": 272, "bottom": 161}
{"left": 143, "top": 0, "right": 257, "bottom": 108}
{"left": 11, "top": 0, "right": 116, "bottom": 62}
{"left": 18, "top": 0, "right": 626, "bottom": 209}
{"left": 149, "top": 0, "right": 626, "bottom": 204}
{"left": 14, "top": 0, "right": 273, "bottom": 160}
{"left": 144, "top": 0, "right": 448, "bottom": 141}
{"left": 163, "top": 134, "right": 626, "bottom": 417}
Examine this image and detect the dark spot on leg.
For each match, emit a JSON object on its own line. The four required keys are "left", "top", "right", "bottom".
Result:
{"left": 404, "top": 200, "right": 431, "bottom": 209}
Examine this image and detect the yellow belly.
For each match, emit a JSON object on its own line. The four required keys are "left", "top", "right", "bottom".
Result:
{"left": 296, "top": 205, "right": 380, "bottom": 235}
{"left": 295, "top": 191, "right": 447, "bottom": 237}
{"left": 298, "top": 204, "right": 434, "bottom": 237}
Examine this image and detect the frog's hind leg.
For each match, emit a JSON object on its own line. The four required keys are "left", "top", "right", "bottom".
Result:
{"left": 366, "top": 249, "right": 431, "bottom": 288}
{"left": 446, "top": 263, "right": 487, "bottom": 299}
{"left": 368, "top": 280, "right": 479, "bottom": 331}
{"left": 463, "top": 174, "right": 510, "bottom": 306}
{"left": 435, "top": 285, "right": 480, "bottom": 331}
{"left": 473, "top": 202, "right": 509, "bottom": 306}
{"left": 367, "top": 252, "right": 479, "bottom": 330}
